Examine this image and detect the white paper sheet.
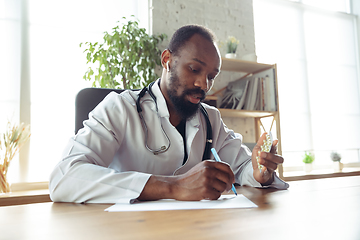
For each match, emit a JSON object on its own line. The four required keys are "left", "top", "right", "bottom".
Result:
{"left": 105, "top": 194, "right": 257, "bottom": 212}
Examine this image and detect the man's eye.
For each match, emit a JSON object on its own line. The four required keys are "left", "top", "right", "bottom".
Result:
{"left": 190, "top": 66, "right": 199, "bottom": 73}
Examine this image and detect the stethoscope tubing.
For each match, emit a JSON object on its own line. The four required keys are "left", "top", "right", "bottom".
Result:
{"left": 136, "top": 81, "right": 212, "bottom": 159}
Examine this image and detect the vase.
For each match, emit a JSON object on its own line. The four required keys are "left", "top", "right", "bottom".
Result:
{"left": 304, "top": 163, "right": 312, "bottom": 174}
{"left": 0, "top": 171, "right": 11, "bottom": 193}
{"left": 333, "top": 162, "right": 343, "bottom": 172}
{"left": 225, "top": 53, "right": 236, "bottom": 59}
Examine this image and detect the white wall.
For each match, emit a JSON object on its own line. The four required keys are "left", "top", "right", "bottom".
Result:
{"left": 351, "top": 0, "right": 360, "bottom": 100}
{"left": 151, "top": 0, "right": 256, "bottom": 58}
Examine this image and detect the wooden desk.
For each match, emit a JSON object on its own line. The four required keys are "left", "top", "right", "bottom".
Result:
{"left": 0, "top": 189, "right": 50, "bottom": 207}
{"left": 1, "top": 176, "right": 359, "bottom": 240}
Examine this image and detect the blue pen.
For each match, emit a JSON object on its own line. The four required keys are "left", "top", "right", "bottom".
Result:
{"left": 211, "top": 148, "right": 238, "bottom": 196}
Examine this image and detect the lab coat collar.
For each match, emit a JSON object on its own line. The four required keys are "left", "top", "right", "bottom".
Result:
{"left": 151, "top": 79, "right": 170, "bottom": 118}
{"left": 187, "top": 108, "right": 201, "bottom": 129}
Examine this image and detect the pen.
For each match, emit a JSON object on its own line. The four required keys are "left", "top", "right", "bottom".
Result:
{"left": 210, "top": 148, "right": 238, "bottom": 196}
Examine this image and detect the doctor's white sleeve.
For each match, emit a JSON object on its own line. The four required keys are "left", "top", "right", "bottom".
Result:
{"left": 49, "top": 93, "right": 151, "bottom": 204}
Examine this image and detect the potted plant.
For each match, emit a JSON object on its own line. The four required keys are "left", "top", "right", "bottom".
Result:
{"left": 225, "top": 36, "right": 239, "bottom": 59}
{"left": 331, "top": 151, "right": 343, "bottom": 172}
{"left": 0, "top": 122, "right": 31, "bottom": 193}
{"left": 303, "top": 151, "right": 315, "bottom": 173}
{"left": 80, "top": 16, "right": 167, "bottom": 89}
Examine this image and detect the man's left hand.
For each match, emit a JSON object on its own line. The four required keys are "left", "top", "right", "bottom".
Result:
{"left": 251, "top": 132, "right": 284, "bottom": 185}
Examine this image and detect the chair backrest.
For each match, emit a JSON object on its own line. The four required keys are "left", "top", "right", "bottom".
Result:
{"left": 75, "top": 88, "right": 124, "bottom": 134}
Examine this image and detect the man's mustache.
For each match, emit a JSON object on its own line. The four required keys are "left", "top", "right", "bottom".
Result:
{"left": 184, "top": 88, "right": 206, "bottom": 101}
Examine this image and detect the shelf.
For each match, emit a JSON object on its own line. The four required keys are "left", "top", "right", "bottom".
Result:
{"left": 204, "top": 96, "right": 276, "bottom": 118}
{"left": 205, "top": 95, "right": 218, "bottom": 101}
{"left": 219, "top": 109, "right": 276, "bottom": 118}
{"left": 221, "top": 58, "right": 274, "bottom": 73}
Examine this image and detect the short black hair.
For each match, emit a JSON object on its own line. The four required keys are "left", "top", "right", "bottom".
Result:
{"left": 168, "top": 24, "right": 217, "bottom": 56}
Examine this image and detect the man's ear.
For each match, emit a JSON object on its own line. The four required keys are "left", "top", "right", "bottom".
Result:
{"left": 161, "top": 49, "right": 171, "bottom": 69}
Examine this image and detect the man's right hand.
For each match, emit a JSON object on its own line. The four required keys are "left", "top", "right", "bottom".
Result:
{"left": 137, "top": 160, "right": 235, "bottom": 201}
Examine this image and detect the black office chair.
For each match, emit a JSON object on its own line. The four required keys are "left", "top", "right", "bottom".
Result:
{"left": 75, "top": 88, "right": 124, "bottom": 134}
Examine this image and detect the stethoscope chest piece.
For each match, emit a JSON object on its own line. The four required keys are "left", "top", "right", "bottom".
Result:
{"left": 153, "top": 145, "right": 168, "bottom": 155}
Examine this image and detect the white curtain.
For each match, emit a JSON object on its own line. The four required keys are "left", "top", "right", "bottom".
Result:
{"left": 253, "top": 0, "right": 360, "bottom": 168}
{"left": 1, "top": 0, "right": 147, "bottom": 183}
{"left": 0, "top": 0, "right": 21, "bottom": 133}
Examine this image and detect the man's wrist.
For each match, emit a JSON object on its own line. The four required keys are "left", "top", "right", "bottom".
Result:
{"left": 137, "top": 175, "right": 177, "bottom": 201}
{"left": 260, "top": 171, "right": 275, "bottom": 186}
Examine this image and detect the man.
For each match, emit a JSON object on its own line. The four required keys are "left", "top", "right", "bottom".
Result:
{"left": 49, "top": 25, "right": 288, "bottom": 203}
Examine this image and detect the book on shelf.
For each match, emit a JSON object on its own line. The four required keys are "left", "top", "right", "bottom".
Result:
{"left": 251, "top": 68, "right": 277, "bottom": 111}
{"left": 244, "top": 77, "right": 259, "bottom": 110}
{"left": 218, "top": 68, "right": 277, "bottom": 111}
{"left": 235, "top": 79, "right": 250, "bottom": 110}
{"left": 264, "top": 73, "right": 276, "bottom": 111}
{"left": 219, "top": 76, "right": 252, "bottom": 110}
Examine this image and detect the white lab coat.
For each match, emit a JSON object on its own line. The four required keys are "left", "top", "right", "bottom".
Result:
{"left": 49, "top": 80, "right": 288, "bottom": 203}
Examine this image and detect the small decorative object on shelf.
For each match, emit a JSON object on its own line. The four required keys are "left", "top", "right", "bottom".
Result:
{"left": 303, "top": 151, "right": 315, "bottom": 173}
{"left": 225, "top": 36, "right": 239, "bottom": 59}
{"left": 0, "top": 121, "right": 31, "bottom": 193}
{"left": 330, "top": 151, "right": 343, "bottom": 172}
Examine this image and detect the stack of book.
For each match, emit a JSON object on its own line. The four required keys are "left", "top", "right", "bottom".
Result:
{"left": 219, "top": 68, "right": 277, "bottom": 111}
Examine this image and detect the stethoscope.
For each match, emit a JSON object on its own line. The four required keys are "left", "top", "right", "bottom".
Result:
{"left": 136, "top": 81, "right": 213, "bottom": 160}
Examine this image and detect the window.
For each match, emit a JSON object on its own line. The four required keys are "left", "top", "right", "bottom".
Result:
{"left": 253, "top": 0, "right": 360, "bottom": 175}
{"left": 0, "top": 0, "right": 148, "bottom": 184}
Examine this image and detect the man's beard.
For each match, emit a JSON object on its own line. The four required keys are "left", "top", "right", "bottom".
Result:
{"left": 167, "top": 70, "right": 206, "bottom": 121}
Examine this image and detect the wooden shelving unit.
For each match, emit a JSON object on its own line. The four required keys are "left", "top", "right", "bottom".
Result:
{"left": 219, "top": 109, "right": 276, "bottom": 118}
{"left": 208, "top": 57, "right": 284, "bottom": 178}
{"left": 220, "top": 58, "right": 274, "bottom": 73}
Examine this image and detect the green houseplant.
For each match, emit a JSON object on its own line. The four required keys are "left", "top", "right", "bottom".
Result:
{"left": 226, "top": 36, "right": 239, "bottom": 54}
{"left": 224, "top": 36, "right": 239, "bottom": 59}
{"left": 80, "top": 17, "right": 167, "bottom": 89}
{"left": 303, "top": 151, "right": 315, "bottom": 173}
{"left": 303, "top": 151, "right": 315, "bottom": 164}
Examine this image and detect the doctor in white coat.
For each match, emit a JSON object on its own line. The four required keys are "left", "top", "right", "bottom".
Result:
{"left": 49, "top": 25, "right": 288, "bottom": 204}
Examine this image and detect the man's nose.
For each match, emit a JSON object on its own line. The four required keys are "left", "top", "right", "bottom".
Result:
{"left": 194, "top": 76, "right": 210, "bottom": 92}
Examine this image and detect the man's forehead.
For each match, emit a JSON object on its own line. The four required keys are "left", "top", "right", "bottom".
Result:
{"left": 180, "top": 34, "right": 215, "bottom": 52}
{"left": 176, "top": 34, "right": 221, "bottom": 68}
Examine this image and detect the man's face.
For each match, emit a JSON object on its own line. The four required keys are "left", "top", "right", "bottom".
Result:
{"left": 167, "top": 63, "right": 205, "bottom": 120}
{"left": 165, "top": 34, "right": 221, "bottom": 120}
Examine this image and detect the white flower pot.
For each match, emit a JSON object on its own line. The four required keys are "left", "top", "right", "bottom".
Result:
{"left": 225, "top": 53, "right": 236, "bottom": 59}
{"left": 333, "top": 162, "right": 343, "bottom": 172}
{"left": 304, "top": 163, "right": 312, "bottom": 173}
